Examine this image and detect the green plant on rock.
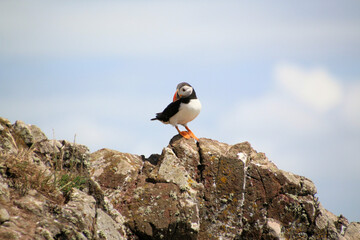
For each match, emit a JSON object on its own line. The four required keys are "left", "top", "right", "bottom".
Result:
{"left": 58, "top": 173, "right": 87, "bottom": 196}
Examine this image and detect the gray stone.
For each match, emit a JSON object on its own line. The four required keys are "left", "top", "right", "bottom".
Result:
{"left": 96, "top": 209, "right": 126, "bottom": 240}
{"left": 13, "top": 120, "right": 47, "bottom": 146}
{"left": 0, "top": 117, "right": 11, "bottom": 128}
{"left": 0, "top": 208, "right": 10, "bottom": 223}
{"left": 90, "top": 148, "right": 143, "bottom": 190}
{"left": 14, "top": 194, "right": 46, "bottom": 216}
{"left": 0, "top": 118, "right": 18, "bottom": 153}
{"left": 0, "top": 176, "right": 10, "bottom": 202}
{"left": 344, "top": 222, "right": 360, "bottom": 240}
{"left": 62, "top": 188, "right": 97, "bottom": 232}
{"left": 266, "top": 218, "right": 284, "bottom": 239}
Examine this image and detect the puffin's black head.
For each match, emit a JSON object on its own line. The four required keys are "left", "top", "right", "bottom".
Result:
{"left": 173, "top": 82, "right": 195, "bottom": 102}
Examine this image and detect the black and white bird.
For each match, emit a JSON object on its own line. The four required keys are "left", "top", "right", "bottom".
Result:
{"left": 151, "top": 82, "right": 201, "bottom": 141}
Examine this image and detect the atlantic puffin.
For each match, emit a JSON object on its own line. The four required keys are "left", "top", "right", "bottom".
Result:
{"left": 151, "top": 82, "right": 201, "bottom": 141}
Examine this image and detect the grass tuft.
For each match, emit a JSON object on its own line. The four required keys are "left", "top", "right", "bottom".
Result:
{"left": 0, "top": 136, "right": 88, "bottom": 204}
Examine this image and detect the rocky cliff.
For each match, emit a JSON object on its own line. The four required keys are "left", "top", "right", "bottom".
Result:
{"left": 0, "top": 117, "right": 359, "bottom": 240}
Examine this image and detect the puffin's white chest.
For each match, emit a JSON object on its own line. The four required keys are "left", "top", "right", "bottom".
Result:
{"left": 169, "top": 99, "right": 201, "bottom": 126}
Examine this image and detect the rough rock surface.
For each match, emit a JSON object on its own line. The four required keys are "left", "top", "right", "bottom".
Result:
{"left": 0, "top": 117, "right": 359, "bottom": 239}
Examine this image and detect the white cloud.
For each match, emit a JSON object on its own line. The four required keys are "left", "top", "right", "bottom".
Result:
{"left": 219, "top": 63, "right": 355, "bottom": 176}
{"left": 274, "top": 63, "right": 343, "bottom": 112}
{"left": 220, "top": 63, "right": 345, "bottom": 143}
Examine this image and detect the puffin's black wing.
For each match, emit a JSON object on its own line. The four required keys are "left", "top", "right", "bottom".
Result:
{"left": 151, "top": 100, "right": 182, "bottom": 122}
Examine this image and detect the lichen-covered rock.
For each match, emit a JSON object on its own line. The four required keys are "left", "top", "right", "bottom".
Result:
{"left": 88, "top": 135, "right": 360, "bottom": 240}
{"left": 96, "top": 208, "right": 127, "bottom": 240}
{"left": 0, "top": 117, "right": 19, "bottom": 153}
{"left": 197, "top": 139, "right": 248, "bottom": 239}
{"left": 149, "top": 146, "right": 202, "bottom": 192}
{"left": 13, "top": 191, "right": 47, "bottom": 217}
{"left": 90, "top": 148, "right": 143, "bottom": 190}
{"left": 0, "top": 118, "right": 129, "bottom": 240}
{"left": 0, "top": 117, "right": 359, "bottom": 240}
{"left": 169, "top": 135, "right": 201, "bottom": 181}
{"left": 123, "top": 182, "right": 199, "bottom": 240}
{"left": 91, "top": 142, "right": 202, "bottom": 240}
{"left": 13, "top": 120, "right": 47, "bottom": 146}
{"left": 61, "top": 189, "right": 97, "bottom": 237}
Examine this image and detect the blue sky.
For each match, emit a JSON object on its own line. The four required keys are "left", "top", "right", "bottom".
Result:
{"left": 1, "top": 1, "right": 359, "bottom": 222}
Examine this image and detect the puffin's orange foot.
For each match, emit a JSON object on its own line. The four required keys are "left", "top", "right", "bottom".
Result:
{"left": 188, "top": 131, "right": 199, "bottom": 141}
{"left": 179, "top": 131, "right": 191, "bottom": 139}
{"left": 184, "top": 126, "right": 199, "bottom": 141}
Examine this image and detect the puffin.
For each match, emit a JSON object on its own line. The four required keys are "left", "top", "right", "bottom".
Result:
{"left": 151, "top": 82, "right": 201, "bottom": 141}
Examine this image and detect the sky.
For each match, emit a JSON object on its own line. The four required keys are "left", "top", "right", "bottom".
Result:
{"left": 0, "top": 1, "right": 359, "bottom": 222}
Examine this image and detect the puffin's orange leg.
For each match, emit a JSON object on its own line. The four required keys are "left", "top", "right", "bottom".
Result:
{"left": 175, "top": 126, "right": 191, "bottom": 139}
{"left": 185, "top": 126, "right": 199, "bottom": 141}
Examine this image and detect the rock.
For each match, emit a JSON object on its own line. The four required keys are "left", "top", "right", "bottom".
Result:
{"left": 151, "top": 146, "right": 201, "bottom": 192}
{"left": 90, "top": 148, "right": 143, "bottom": 190}
{"left": 91, "top": 145, "right": 201, "bottom": 240}
{"left": 13, "top": 193, "right": 46, "bottom": 216}
{"left": 34, "top": 139, "right": 91, "bottom": 171}
{"left": 265, "top": 218, "right": 284, "bottom": 239}
{"left": 122, "top": 181, "right": 199, "bottom": 240}
{"left": 96, "top": 208, "right": 126, "bottom": 240}
{"left": 0, "top": 176, "right": 10, "bottom": 202}
{"left": 61, "top": 189, "right": 97, "bottom": 239}
{"left": 344, "top": 222, "right": 360, "bottom": 239}
{"left": 0, "top": 208, "right": 10, "bottom": 223}
{"left": 197, "top": 139, "right": 248, "bottom": 239}
{"left": 13, "top": 120, "right": 47, "bottom": 146}
{"left": 0, "top": 117, "right": 18, "bottom": 153}
{"left": 169, "top": 135, "right": 201, "bottom": 181}
{"left": 1, "top": 118, "right": 360, "bottom": 240}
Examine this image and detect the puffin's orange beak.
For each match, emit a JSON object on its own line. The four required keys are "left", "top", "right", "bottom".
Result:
{"left": 173, "top": 90, "right": 179, "bottom": 102}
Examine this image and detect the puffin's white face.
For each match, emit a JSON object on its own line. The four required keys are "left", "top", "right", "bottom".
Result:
{"left": 178, "top": 85, "right": 193, "bottom": 98}
{"left": 173, "top": 82, "right": 194, "bottom": 102}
